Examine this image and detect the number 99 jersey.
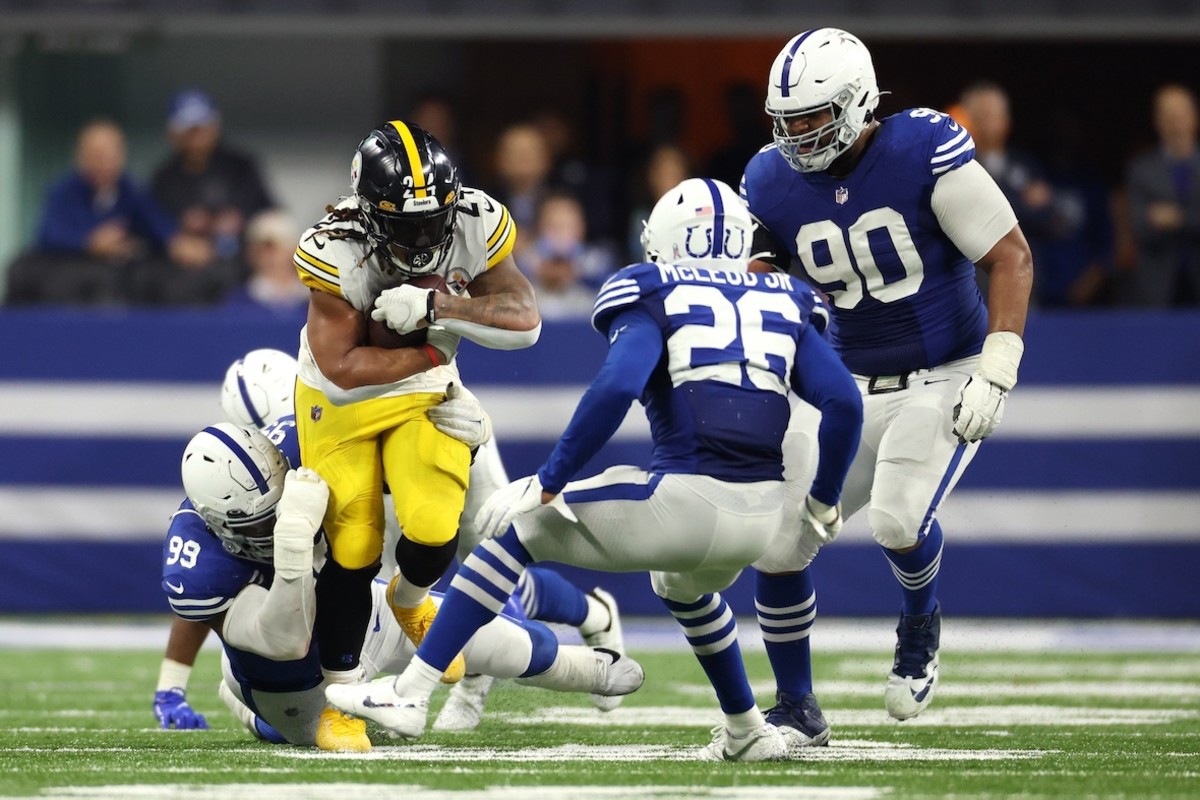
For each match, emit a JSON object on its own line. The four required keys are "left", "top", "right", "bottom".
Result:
{"left": 741, "top": 108, "right": 990, "bottom": 376}
{"left": 591, "top": 261, "right": 826, "bottom": 483}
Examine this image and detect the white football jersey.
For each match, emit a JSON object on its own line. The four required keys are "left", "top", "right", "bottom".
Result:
{"left": 293, "top": 187, "right": 516, "bottom": 399}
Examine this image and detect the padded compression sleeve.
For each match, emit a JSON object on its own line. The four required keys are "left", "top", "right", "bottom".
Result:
{"left": 433, "top": 319, "right": 541, "bottom": 350}
{"left": 931, "top": 160, "right": 1019, "bottom": 263}
{"left": 221, "top": 576, "right": 316, "bottom": 662}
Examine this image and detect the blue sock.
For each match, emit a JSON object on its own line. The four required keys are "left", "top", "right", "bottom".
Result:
{"left": 754, "top": 569, "right": 815, "bottom": 696}
{"left": 415, "top": 530, "right": 533, "bottom": 671}
{"left": 661, "top": 592, "right": 754, "bottom": 714}
{"left": 517, "top": 619, "right": 560, "bottom": 677}
{"left": 882, "top": 519, "right": 944, "bottom": 616}
{"left": 254, "top": 716, "right": 288, "bottom": 745}
{"left": 517, "top": 566, "right": 589, "bottom": 626}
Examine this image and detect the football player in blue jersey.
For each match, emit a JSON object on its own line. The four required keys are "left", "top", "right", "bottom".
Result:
{"left": 162, "top": 418, "right": 644, "bottom": 751}
{"left": 740, "top": 28, "right": 1034, "bottom": 729}
{"left": 326, "top": 178, "right": 864, "bottom": 762}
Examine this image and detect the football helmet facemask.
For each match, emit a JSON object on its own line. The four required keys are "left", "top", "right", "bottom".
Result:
{"left": 766, "top": 28, "right": 880, "bottom": 173}
{"left": 181, "top": 422, "right": 288, "bottom": 563}
{"left": 641, "top": 178, "right": 754, "bottom": 270}
{"left": 220, "top": 348, "right": 298, "bottom": 430}
{"left": 352, "top": 120, "right": 460, "bottom": 277}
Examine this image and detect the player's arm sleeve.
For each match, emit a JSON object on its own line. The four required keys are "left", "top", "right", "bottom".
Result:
{"left": 790, "top": 330, "right": 863, "bottom": 507}
{"left": 219, "top": 572, "right": 316, "bottom": 662}
{"left": 537, "top": 307, "right": 662, "bottom": 495}
{"left": 930, "top": 160, "right": 1019, "bottom": 263}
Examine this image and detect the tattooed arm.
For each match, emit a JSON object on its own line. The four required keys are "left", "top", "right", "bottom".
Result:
{"left": 429, "top": 255, "right": 542, "bottom": 350}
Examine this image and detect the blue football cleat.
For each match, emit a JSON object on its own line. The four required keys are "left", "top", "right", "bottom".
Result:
{"left": 765, "top": 690, "right": 831, "bottom": 749}
{"left": 885, "top": 604, "right": 941, "bottom": 720}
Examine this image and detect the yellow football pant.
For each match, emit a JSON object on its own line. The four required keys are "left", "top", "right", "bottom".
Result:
{"left": 295, "top": 382, "right": 471, "bottom": 570}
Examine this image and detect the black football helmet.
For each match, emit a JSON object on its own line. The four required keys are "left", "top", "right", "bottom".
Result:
{"left": 352, "top": 120, "right": 460, "bottom": 276}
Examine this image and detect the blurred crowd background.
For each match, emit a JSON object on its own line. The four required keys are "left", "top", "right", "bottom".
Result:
{"left": 1, "top": 5, "right": 1198, "bottom": 316}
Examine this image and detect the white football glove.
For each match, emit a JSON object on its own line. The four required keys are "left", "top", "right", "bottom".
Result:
{"left": 799, "top": 494, "right": 843, "bottom": 545}
{"left": 371, "top": 284, "right": 431, "bottom": 335}
{"left": 474, "top": 474, "right": 577, "bottom": 541}
{"left": 952, "top": 331, "right": 1024, "bottom": 444}
{"left": 424, "top": 325, "right": 461, "bottom": 366}
{"left": 427, "top": 383, "right": 493, "bottom": 448}
{"left": 272, "top": 467, "right": 329, "bottom": 579}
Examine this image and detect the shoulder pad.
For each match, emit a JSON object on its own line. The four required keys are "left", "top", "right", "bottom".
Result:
{"left": 894, "top": 108, "right": 976, "bottom": 178}
{"left": 294, "top": 204, "right": 366, "bottom": 297}
{"left": 591, "top": 262, "right": 656, "bottom": 334}
{"left": 460, "top": 187, "right": 517, "bottom": 268}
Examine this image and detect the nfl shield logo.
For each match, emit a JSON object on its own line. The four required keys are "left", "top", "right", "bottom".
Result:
{"left": 835, "top": 186, "right": 849, "bottom": 205}
{"left": 310, "top": 405, "right": 323, "bottom": 422}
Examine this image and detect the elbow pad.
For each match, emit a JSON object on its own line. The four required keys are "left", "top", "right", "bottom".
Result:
{"left": 434, "top": 319, "right": 541, "bottom": 350}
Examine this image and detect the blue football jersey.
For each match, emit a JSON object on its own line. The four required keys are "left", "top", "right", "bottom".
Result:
{"left": 741, "top": 108, "right": 989, "bottom": 376}
{"left": 161, "top": 415, "right": 321, "bottom": 692}
{"left": 591, "top": 261, "right": 823, "bottom": 482}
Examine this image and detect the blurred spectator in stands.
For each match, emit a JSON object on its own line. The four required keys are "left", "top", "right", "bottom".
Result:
{"left": 490, "top": 123, "right": 554, "bottom": 260}
{"left": 1124, "top": 84, "right": 1200, "bottom": 306}
{"left": 8, "top": 119, "right": 211, "bottom": 305}
{"left": 409, "top": 92, "right": 477, "bottom": 185}
{"left": 707, "top": 82, "right": 772, "bottom": 190}
{"left": 152, "top": 89, "right": 274, "bottom": 261}
{"left": 626, "top": 143, "right": 691, "bottom": 262}
{"left": 960, "top": 81, "right": 1082, "bottom": 304}
{"left": 524, "top": 191, "right": 618, "bottom": 319}
{"left": 531, "top": 107, "right": 617, "bottom": 241}
{"left": 221, "top": 209, "right": 308, "bottom": 321}
{"left": 1037, "top": 111, "right": 1116, "bottom": 307}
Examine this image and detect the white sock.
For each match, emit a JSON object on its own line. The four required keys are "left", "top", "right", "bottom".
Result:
{"left": 516, "top": 645, "right": 601, "bottom": 693}
{"left": 725, "top": 707, "right": 765, "bottom": 736}
{"left": 321, "top": 666, "right": 365, "bottom": 686}
{"left": 391, "top": 575, "right": 434, "bottom": 609}
{"left": 400, "top": 656, "right": 446, "bottom": 699}
{"left": 579, "top": 594, "right": 611, "bottom": 638}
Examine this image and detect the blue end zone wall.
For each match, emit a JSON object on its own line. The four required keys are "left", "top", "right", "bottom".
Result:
{"left": 2, "top": 308, "right": 1198, "bottom": 617}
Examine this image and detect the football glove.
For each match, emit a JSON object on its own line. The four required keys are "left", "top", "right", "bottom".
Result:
{"left": 799, "top": 494, "right": 843, "bottom": 545}
{"left": 273, "top": 467, "right": 328, "bottom": 580}
{"left": 952, "top": 331, "right": 1024, "bottom": 444}
{"left": 371, "top": 284, "right": 431, "bottom": 335}
{"left": 424, "top": 325, "right": 461, "bottom": 366}
{"left": 475, "top": 474, "right": 577, "bottom": 541}
{"left": 427, "top": 383, "right": 493, "bottom": 448}
{"left": 153, "top": 688, "right": 209, "bottom": 730}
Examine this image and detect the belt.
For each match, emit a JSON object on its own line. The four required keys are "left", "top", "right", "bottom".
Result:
{"left": 866, "top": 373, "right": 909, "bottom": 394}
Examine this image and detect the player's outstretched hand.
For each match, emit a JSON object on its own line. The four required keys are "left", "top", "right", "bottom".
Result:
{"left": 153, "top": 688, "right": 209, "bottom": 730}
{"left": 475, "top": 475, "right": 577, "bottom": 540}
{"left": 799, "top": 494, "right": 843, "bottom": 545}
{"left": 371, "top": 284, "right": 431, "bottom": 335}
{"left": 427, "top": 383, "right": 492, "bottom": 448}
{"left": 952, "top": 373, "right": 1007, "bottom": 443}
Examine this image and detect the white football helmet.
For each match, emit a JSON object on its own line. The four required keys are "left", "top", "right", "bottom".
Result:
{"left": 181, "top": 422, "right": 288, "bottom": 563}
{"left": 766, "top": 28, "right": 880, "bottom": 173}
{"left": 641, "top": 178, "right": 754, "bottom": 270}
{"left": 220, "top": 349, "right": 298, "bottom": 429}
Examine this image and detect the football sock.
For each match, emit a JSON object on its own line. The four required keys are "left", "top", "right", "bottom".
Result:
{"left": 415, "top": 530, "right": 534, "bottom": 674}
{"left": 754, "top": 569, "right": 816, "bottom": 696}
{"left": 661, "top": 592, "right": 755, "bottom": 715}
{"left": 882, "top": 519, "right": 944, "bottom": 616}
{"left": 516, "top": 566, "right": 590, "bottom": 626}
{"left": 725, "top": 707, "right": 767, "bottom": 736}
{"left": 314, "top": 559, "right": 377, "bottom": 672}
{"left": 393, "top": 533, "right": 460, "bottom": 605}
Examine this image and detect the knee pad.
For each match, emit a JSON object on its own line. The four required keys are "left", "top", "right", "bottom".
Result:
{"left": 868, "top": 506, "right": 919, "bottom": 550}
{"left": 399, "top": 500, "right": 462, "bottom": 547}
{"left": 327, "top": 526, "right": 384, "bottom": 570}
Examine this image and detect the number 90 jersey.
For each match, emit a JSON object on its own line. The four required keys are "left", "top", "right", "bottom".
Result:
{"left": 592, "top": 261, "right": 826, "bottom": 483}
{"left": 741, "top": 109, "right": 988, "bottom": 376}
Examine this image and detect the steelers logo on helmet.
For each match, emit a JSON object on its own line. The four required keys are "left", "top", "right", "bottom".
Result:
{"left": 352, "top": 120, "right": 461, "bottom": 278}
{"left": 350, "top": 150, "right": 362, "bottom": 192}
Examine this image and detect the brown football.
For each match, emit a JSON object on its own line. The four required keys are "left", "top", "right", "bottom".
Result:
{"left": 364, "top": 273, "right": 449, "bottom": 349}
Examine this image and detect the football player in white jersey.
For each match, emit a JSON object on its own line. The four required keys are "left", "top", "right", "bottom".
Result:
{"left": 741, "top": 28, "right": 1033, "bottom": 732}
{"left": 163, "top": 421, "right": 642, "bottom": 750}
{"left": 326, "top": 178, "right": 864, "bottom": 762}
{"left": 291, "top": 121, "right": 541, "bottom": 749}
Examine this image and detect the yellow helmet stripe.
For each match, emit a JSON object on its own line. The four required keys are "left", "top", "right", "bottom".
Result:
{"left": 388, "top": 120, "right": 428, "bottom": 198}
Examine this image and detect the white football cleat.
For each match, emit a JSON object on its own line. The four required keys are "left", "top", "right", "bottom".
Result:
{"left": 884, "top": 605, "right": 942, "bottom": 720}
{"left": 580, "top": 588, "right": 625, "bottom": 710}
{"left": 432, "top": 674, "right": 496, "bottom": 732}
{"left": 325, "top": 673, "right": 429, "bottom": 739}
{"left": 697, "top": 723, "right": 788, "bottom": 762}
{"left": 516, "top": 646, "right": 644, "bottom": 701}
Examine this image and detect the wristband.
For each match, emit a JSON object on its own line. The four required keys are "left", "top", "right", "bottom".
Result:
{"left": 978, "top": 331, "right": 1024, "bottom": 390}
{"left": 425, "top": 290, "right": 438, "bottom": 324}
{"left": 421, "top": 343, "right": 442, "bottom": 366}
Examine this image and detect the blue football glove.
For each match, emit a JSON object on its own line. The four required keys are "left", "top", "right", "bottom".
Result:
{"left": 153, "top": 688, "right": 209, "bottom": 730}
